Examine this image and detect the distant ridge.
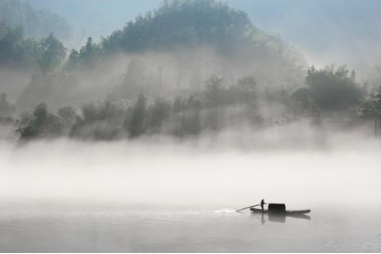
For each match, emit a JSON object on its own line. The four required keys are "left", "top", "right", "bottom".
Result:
{"left": 0, "top": 0, "right": 72, "bottom": 39}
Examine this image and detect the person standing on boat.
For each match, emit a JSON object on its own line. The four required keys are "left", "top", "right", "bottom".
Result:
{"left": 261, "top": 199, "right": 266, "bottom": 212}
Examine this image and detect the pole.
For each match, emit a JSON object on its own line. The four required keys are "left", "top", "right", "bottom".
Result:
{"left": 236, "top": 204, "right": 260, "bottom": 212}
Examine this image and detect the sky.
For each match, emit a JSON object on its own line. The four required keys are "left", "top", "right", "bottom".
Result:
{"left": 30, "top": 0, "right": 381, "bottom": 74}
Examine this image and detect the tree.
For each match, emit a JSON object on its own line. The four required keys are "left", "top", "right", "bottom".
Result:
{"left": 78, "top": 37, "right": 102, "bottom": 68}
{"left": 16, "top": 103, "right": 62, "bottom": 140}
{"left": 38, "top": 33, "right": 66, "bottom": 73}
{"left": 360, "top": 87, "right": 381, "bottom": 120}
{"left": 185, "top": 96, "right": 201, "bottom": 135}
{"left": 147, "top": 98, "right": 171, "bottom": 133}
{"left": 0, "top": 92, "right": 16, "bottom": 117}
{"left": 57, "top": 106, "right": 77, "bottom": 133}
{"left": 104, "top": 0, "right": 253, "bottom": 53}
{"left": 66, "top": 49, "right": 80, "bottom": 72}
{"left": 306, "top": 65, "right": 363, "bottom": 112}
{"left": 235, "top": 76, "right": 257, "bottom": 104}
{"left": 205, "top": 75, "right": 226, "bottom": 107}
{"left": 0, "top": 23, "right": 67, "bottom": 71}
{"left": 237, "top": 76, "right": 257, "bottom": 92}
{"left": 128, "top": 94, "right": 147, "bottom": 137}
{"left": 0, "top": 24, "right": 25, "bottom": 67}
{"left": 70, "top": 97, "right": 125, "bottom": 140}
{"left": 71, "top": 0, "right": 304, "bottom": 83}
{"left": 204, "top": 75, "right": 227, "bottom": 130}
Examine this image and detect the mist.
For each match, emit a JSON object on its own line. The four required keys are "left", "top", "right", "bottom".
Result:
{"left": 27, "top": 0, "right": 381, "bottom": 77}
{"left": 1, "top": 125, "right": 380, "bottom": 209}
{"left": 1, "top": 0, "right": 381, "bottom": 252}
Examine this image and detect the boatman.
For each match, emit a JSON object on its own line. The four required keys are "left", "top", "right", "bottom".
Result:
{"left": 261, "top": 199, "right": 266, "bottom": 212}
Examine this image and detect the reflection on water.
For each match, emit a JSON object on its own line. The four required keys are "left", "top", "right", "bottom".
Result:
{"left": 0, "top": 205, "right": 380, "bottom": 252}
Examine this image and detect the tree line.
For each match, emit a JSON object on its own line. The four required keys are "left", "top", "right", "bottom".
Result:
{"left": 1, "top": 0, "right": 302, "bottom": 75}
{"left": 1, "top": 0, "right": 381, "bottom": 142}
{"left": 0, "top": 22, "right": 66, "bottom": 72}
{"left": 14, "top": 75, "right": 259, "bottom": 141}
{"left": 0, "top": 66, "right": 378, "bottom": 142}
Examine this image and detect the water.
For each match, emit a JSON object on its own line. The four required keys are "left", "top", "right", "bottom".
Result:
{"left": 1, "top": 138, "right": 381, "bottom": 252}
{"left": 0, "top": 205, "right": 380, "bottom": 252}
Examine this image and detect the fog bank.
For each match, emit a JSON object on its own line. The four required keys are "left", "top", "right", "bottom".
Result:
{"left": 1, "top": 127, "right": 380, "bottom": 210}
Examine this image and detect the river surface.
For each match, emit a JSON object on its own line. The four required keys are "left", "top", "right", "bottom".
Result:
{"left": 0, "top": 204, "right": 380, "bottom": 252}
{"left": 1, "top": 139, "right": 381, "bottom": 252}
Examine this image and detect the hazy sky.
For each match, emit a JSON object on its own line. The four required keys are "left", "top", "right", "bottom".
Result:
{"left": 30, "top": 0, "right": 381, "bottom": 73}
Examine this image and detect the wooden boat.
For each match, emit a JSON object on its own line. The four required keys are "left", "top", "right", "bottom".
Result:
{"left": 250, "top": 207, "right": 311, "bottom": 220}
{"left": 250, "top": 204, "right": 311, "bottom": 221}
{"left": 250, "top": 207, "right": 311, "bottom": 215}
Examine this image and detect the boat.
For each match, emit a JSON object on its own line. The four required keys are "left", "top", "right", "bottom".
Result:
{"left": 250, "top": 207, "right": 311, "bottom": 221}
{"left": 250, "top": 207, "right": 311, "bottom": 215}
{"left": 250, "top": 203, "right": 310, "bottom": 219}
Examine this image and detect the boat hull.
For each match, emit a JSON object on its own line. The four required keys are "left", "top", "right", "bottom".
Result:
{"left": 250, "top": 208, "right": 311, "bottom": 215}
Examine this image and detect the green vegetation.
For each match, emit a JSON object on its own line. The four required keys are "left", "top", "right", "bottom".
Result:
{"left": 291, "top": 65, "right": 364, "bottom": 114}
{"left": 0, "top": 23, "right": 66, "bottom": 71}
{"left": 16, "top": 103, "right": 62, "bottom": 140}
{"left": 0, "top": 92, "right": 16, "bottom": 117}
{"left": 67, "top": 0, "right": 304, "bottom": 74}
{"left": 0, "top": 65, "right": 376, "bottom": 142}
{"left": 0, "top": 0, "right": 379, "bottom": 142}
{"left": 38, "top": 34, "right": 66, "bottom": 73}
{"left": 102, "top": 0, "right": 254, "bottom": 53}
{"left": 360, "top": 87, "right": 381, "bottom": 120}
{"left": 305, "top": 65, "right": 363, "bottom": 111}
{"left": 0, "top": 92, "right": 16, "bottom": 125}
{"left": 11, "top": 75, "right": 261, "bottom": 141}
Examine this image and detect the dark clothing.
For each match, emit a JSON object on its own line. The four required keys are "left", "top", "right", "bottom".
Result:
{"left": 261, "top": 200, "right": 266, "bottom": 211}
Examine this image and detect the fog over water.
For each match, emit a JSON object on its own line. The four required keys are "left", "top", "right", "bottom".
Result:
{"left": 1, "top": 128, "right": 381, "bottom": 252}
{"left": 1, "top": 0, "right": 381, "bottom": 251}
{"left": 1, "top": 126, "right": 380, "bottom": 209}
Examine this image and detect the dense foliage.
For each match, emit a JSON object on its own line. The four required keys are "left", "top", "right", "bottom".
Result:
{"left": 360, "top": 87, "right": 381, "bottom": 120}
{"left": 0, "top": 67, "right": 376, "bottom": 142}
{"left": 304, "top": 65, "right": 363, "bottom": 112}
{"left": 102, "top": 0, "right": 253, "bottom": 53}
{"left": 0, "top": 92, "right": 15, "bottom": 121}
{"left": 12, "top": 75, "right": 263, "bottom": 141}
{"left": 0, "top": 0, "right": 379, "bottom": 143}
{"left": 67, "top": 0, "right": 304, "bottom": 74}
{"left": 0, "top": 23, "right": 66, "bottom": 71}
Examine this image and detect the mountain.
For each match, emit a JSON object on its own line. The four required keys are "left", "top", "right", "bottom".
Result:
{"left": 69, "top": 0, "right": 306, "bottom": 87}
{"left": 30, "top": 0, "right": 381, "bottom": 73}
{"left": 30, "top": 0, "right": 162, "bottom": 43}
{"left": 14, "top": 0, "right": 306, "bottom": 110}
{"left": 0, "top": 0, "right": 72, "bottom": 40}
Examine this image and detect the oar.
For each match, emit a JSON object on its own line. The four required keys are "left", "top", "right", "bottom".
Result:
{"left": 236, "top": 204, "right": 260, "bottom": 212}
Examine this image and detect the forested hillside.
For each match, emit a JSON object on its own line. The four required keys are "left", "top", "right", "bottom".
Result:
{"left": 1, "top": 0, "right": 306, "bottom": 111}
{"left": 0, "top": 0, "right": 380, "bottom": 143}
{"left": 70, "top": 0, "right": 305, "bottom": 78}
{"left": 0, "top": 24, "right": 65, "bottom": 71}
